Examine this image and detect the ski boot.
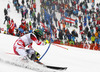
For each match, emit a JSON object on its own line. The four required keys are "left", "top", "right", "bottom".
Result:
{"left": 26, "top": 49, "right": 41, "bottom": 64}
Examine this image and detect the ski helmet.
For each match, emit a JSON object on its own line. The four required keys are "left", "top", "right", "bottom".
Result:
{"left": 34, "top": 29, "right": 43, "bottom": 37}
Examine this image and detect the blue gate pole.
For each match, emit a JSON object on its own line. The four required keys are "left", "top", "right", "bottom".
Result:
{"left": 39, "top": 20, "right": 52, "bottom": 61}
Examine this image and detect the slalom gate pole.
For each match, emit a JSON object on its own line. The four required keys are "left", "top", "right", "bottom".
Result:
{"left": 39, "top": 42, "right": 51, "bottom": 61}
{"left": 39, "top": 18, "right": 52, "bottom": 61}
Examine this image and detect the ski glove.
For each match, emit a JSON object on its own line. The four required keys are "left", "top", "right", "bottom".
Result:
{"left": 35, "top": 51, "right": 40, "bottom": 58}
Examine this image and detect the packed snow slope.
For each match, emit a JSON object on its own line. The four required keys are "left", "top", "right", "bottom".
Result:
{"left": 0, "top": 33, "right": 100, "bottom": 72}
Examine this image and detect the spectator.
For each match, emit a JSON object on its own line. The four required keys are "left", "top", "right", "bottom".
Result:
{"left": 71, "top": 35, "right": 75, "bottom": 42}
{"left": 89, "top": 43, "right": 94, "bottom": 50}
{"left": 84, "top": 21, "right": 87, "bottom": 27}
{"left": 87, "top": 31, "right": 91, "bottom": 41}
{"left": 32, "top": 11, "right": 35, "bottom": 20}
{"left": 4, "top": 8, "right": 8, "bottom": 15}
{"left": 62, "top": 21, "right": 66, "bottom": 32}
{"left": 78, "top": 15, "right": 82, "bottom": 23}
{"left": 7, "top": 22, "right": 10, "bottom": 34}
{"left": 69, "top": 39, "right": 75, "bottom": 45}
{"left": 79, "top": 23, "right": 83, "bottom": 32}
{"left": 16, "top": 4, "right": 20, "bottom": 13}
{"left": 30, "top": 9, "right": 33, "bottom": 20}
{"left": 3, "top": 15, "right": 10, "bottom": 24}
{"left": 90, "top": 25, "right": 94, "bottom": 34}
{"left": 21, "top": 9, "right": 24, "bottom": 18}
{"left": 42, "top": 18, "right": 45, "bottom": 24}
{"left": 88, "top": 20, "right": 91, "bottom": 26}
{"left": 22, "top": 0, "right": 24, "bottom": 6}
{"left": 25, "top": 8, "right": 28, "bottom": 19}
{"left": 75, "top": 19, "right": 78, "bottom": 28}
{"left": 83, "top": 42, "right": 89, "bottom": 49}
{"left": 84, "top": 26, "right": 89, "bottom": 34}
{"left": 54, "top": 16, "right": 58, "bottom": 27}
{"left": 46, "top": 19, "right": 49, "bottom": 28}
{"left": 8, "top": 27, "right": 14, "bottom": 35}
{"left": 82, "top": 33, "right": 86, "bottom": 42}
{"left": 29, "top": 21, "right": 32, "bottom": 30}
{"left": 98, "top": 43, "right": 100, "bottom": 50}
{"left": 37, "top": 12, "right": 40, "bottom": 25}
{"left": 67, "top": 33, "right": 72, "bottom": 41}
{"left": 32, "top": 21, "right": 36, "bottom": 29}
{"left": 94, "top": 43, "right": 98, "bottom": 50}
{"left": 87, "top": 14, "right": 91, "bottom": 21}
{"left": 33, "top": 3, "right": 36, "bottom": 12}
{"left": 4, "top": 30, "right": 7, "bottom": 34}
{"left": 95, "top": 31, "right": 98, "bottom": 37}
{"left": 91, "top": 34, "right": 95, "bottom": 44}
{"left": 34, "top": 14, "right": 37, "bottom": 22}
{"left": 15, "top": 29, "right": 20, "bottom": 37}
{"left": 58, "top": 30, "right": 63, "bottom": 40}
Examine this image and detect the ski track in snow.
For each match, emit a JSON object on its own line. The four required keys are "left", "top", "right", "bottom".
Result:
{"left": 0, "top": 52, "right": 67, "bottom": 72}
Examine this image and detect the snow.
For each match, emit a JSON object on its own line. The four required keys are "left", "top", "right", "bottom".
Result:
{"left": 0, "top": 61, "right": 35, "bottom": 72}
{"left": 0, "top": 0, "right": 100, "bottom": 72}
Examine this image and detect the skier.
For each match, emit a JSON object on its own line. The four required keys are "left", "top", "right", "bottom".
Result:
{"left": 13, "top": 29, "right": 46, "bottom": 61}
{"left": 4, "top": 8, "right": 8, "bottom": 15}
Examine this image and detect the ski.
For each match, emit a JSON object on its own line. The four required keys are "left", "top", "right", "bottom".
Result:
{"left": 45, "top": 65, "right": 67, "bottom": 70}
{"left": 35, "top": 61, "right": 67, "bottom": 70}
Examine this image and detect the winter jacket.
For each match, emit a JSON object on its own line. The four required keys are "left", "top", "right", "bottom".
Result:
{"left": 22, "top": 0, "right": 24, "bottom": 5}
{"left": 4, "top": 9, "right": 8, "bottom": 15}
{"left": 69, "top": 40, "right": 74, "bottom": 45}
{"left": 18, "top": 27, "right": 24, "bottom": 33}
{"left": 67, "top": 34, "right": 72, "bottom": 41}
{"left": 32, "top": 11, "right": 35, "bottom": 17}
{"left": 95, "top": 38, "right": 99, "bottom": 44}
{"left": 87, "top": 15, "right": 91, "bottom": 20}
{"left": 87, "top": 31, "right": 91, "bottom": 38}
{"left": 90, "top": 43, "right": 94, "bottom": 50}
{"left": 79, "top": 25, "right": 82, "bottom": 31}
{"left": 52, "top": 5, "right": 55, "bottom": 10}
{"left": 84, "top": 17, "right": 87, "bottom": 22}
{"left": 98, "top": 33, "right": 100, "bottom": 38}
{"left": 98, "top": 26, "right": 100, "bottom": 31}
{"left": 64, "top": 12, "right": 68, "bottom": 17}
{"left": 7, "top": 24, "right": 10, "bottom": 29}
{"left": 8, "top": 28, "right": 13, "bottom": 34}
{"left": 71, "top": 36, "right": 75, "bottom": 42}
{"left": 58, "top": 30, "right": 63, "bottom": 40}
{"left": 46, "top": 1, "right": 49, "bottom": 6}
{"left": 94, "top": 43, "right": 98, "bottom": 50}
{"left": 33, "top": 3, "right": 36, "bottom": 8}
{"left": 91, "top": 36, "right": 95, "bottom": 42}
{"left": 95, "top": 32, "right": 98, "bottom": 37}
{"left": 29, "top": 21, "right": 32, "bottom": 26}
{"left": 84, "top": 22, "right": 87, "bottom": 27}
{"left": 90, "top": 29, "right": 94, "bottom": 34}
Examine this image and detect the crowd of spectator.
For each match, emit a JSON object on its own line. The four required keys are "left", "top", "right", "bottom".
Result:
{"left": 1, "top": 0, "right": 100, "bottom": 51}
